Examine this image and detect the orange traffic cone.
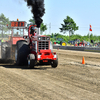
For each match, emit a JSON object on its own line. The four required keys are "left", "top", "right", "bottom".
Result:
{"left": 82, "top": 56, "right": 85, "bottom": 64}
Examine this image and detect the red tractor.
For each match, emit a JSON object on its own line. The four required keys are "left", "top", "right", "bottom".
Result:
{"left": 1, "top": 20, "right": 26, "bottom": 60}
{"left": 1, "top": 20, "right": 58, "bottom": 68}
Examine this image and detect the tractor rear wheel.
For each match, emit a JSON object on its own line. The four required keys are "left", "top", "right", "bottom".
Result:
{"left": 27, "top": 54, "right": 35, "bottom": 68}
{"left": 1, "top": 42, "right": 11, "bottom": 59}
{"left": 15, "top": 40, "right": 29, "bottom": 66}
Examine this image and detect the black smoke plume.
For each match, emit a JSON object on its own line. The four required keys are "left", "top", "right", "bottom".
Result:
{"left": 24, "top": 0, "right": 45, "bottom": 28}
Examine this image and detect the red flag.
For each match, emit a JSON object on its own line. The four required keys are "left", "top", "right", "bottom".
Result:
{"left": 89, "top": 25, "right": 92, "bottom": 31}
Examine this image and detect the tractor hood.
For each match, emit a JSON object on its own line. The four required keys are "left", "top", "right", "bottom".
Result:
{"left": 31, "top": 35, "right": 50, "bottom": 41}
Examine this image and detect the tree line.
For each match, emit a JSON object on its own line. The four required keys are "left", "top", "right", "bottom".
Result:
{"left": 0, "top": 13, "right": 100, "bottom": 44}
{"left": 49, "top": 33, "right": 100, "bottom": 43}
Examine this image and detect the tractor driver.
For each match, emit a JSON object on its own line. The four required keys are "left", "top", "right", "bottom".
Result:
{"left": 30, "top": 26, "right": 35, "bottom": 36}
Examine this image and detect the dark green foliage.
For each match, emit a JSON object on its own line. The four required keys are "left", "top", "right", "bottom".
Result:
{"left": 48, "top": 33, "right": 100, "bottom": 43}
{"left": 59, "top": 16, "right": 79, "bottom": 35}
{"left": 40, "top": 23, "right": 47, "bottom": 35}
{"left": 0, "top": 13, "right": 10, "bottom": 37}
{"left": 29, "top": 18, "right": 35, "bottom": 25}
{"left": 50, "top": 38, "right": 55, "bottom": 42}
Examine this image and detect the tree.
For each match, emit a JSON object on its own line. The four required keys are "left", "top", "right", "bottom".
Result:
{"left": 0, "top": 13, "right": 10, "bottom": 37}
{"left": 51, "top": 33, "right": 54, "bottom": 38}
{"left": 40, "top": 23, "right": 47, "bottom": 35}
{"left": 59, "top": 16, "right": 79, "bottom": 40}
{"left": 27, "top": 18, "right": 35, "bottom": 27}
{"left": 29, "top": 18, "right": 35, "bottom": 25}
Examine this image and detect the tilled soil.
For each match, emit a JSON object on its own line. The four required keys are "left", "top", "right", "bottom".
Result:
{"left": 0, "top": 49, "right": 100, "bottom": 100}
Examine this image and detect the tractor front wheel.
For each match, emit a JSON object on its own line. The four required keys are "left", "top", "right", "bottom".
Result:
{"left": 28, "top": 54, "right": 36, "bottom": 68}
{"left": 51, "top": 58, "right": 58, "bottom": 68}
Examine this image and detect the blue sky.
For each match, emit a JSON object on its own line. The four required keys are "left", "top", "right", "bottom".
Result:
{"left": 0, "top": 0, "right": 100, "bottom": 36}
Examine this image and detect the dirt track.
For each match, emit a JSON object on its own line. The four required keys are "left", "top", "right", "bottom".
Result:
{"left": 0, "top": 49, "right": 100, "bottom": 100}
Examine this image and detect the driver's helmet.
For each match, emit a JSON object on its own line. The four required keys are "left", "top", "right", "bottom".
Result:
{"left": 30, "top": 26, "right": 35, "bottom": 33}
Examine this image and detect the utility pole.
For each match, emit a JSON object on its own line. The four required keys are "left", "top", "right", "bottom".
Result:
{"left": 89, "top": 32, "right": 90, "bottom": 42}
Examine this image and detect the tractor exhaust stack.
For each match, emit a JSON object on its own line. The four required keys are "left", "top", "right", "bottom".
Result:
{"left": 38, "top": 28, "right": 40, "bottom": 35}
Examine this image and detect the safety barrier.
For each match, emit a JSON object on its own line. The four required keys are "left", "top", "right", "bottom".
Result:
{"left": 53, "top": 45, "right": 100, "bottom": 52}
